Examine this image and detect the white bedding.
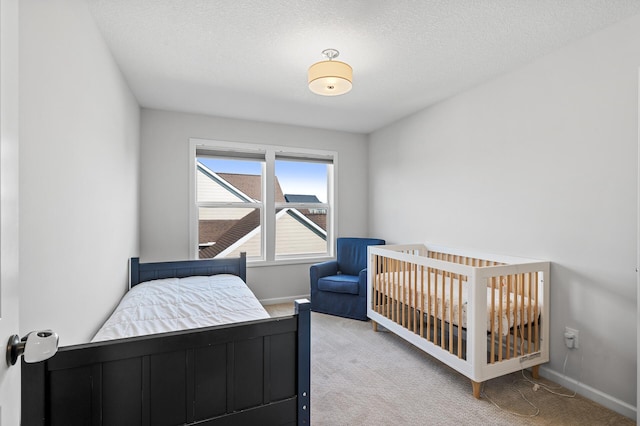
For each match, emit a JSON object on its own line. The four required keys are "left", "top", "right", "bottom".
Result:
{"left": 92, "top": 274, "right": 270, "bottom": 342}
{"left": 374, "top": 272, "right": 536, "bottom": 336}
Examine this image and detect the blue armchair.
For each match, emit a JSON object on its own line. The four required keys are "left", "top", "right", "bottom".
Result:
{"left": 310, "top": 237, "right": 385, "bottom": 320}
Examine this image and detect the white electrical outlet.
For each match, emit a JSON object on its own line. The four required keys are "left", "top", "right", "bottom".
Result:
{"left": 564, "top": 327, "right": 579, "bottom": 349}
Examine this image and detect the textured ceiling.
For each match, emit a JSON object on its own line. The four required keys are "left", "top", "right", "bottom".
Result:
{"left": 86, "top": 1, "right": 640, "bottom": 133}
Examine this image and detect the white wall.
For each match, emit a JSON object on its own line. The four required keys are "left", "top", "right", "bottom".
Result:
{"left": 369, "top": 14, "right": 640, "bottom": 418}
{"left": 140, "top": 108, "right": 368, "bottom": 300}
{"left": 19, "top": 0, "right": 140, "bottom": 345}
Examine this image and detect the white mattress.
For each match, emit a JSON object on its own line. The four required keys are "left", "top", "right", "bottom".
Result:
{"left": 92, "top": 274, "right": 270, "bottom": 342}
{"left": 374, "top": 272, "right": 536, "bottom": 336}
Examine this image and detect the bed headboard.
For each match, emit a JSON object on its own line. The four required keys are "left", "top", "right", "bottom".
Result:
{"left": 129, "top": 252, "right": 247, "bottom": 288}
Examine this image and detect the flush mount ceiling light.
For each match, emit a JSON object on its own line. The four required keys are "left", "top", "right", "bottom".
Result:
{"left": 308, "top": 49, "right": 352, "bottom": 96}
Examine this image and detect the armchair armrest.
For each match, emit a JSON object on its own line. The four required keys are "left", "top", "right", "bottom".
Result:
{"left": 310, "top": 260, "right": 339, "bottom": 285}
{"left": 358, "top": 268, "right": 368, "bottom": 296}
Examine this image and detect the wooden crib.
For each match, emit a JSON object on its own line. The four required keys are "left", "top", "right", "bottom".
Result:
{"left": 367, "top": 244, "right": 550, "bottom": 398}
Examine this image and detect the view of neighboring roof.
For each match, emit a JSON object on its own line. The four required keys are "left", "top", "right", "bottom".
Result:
{"left": 197, "top": 164, "right": 326, "bottom": 258}
{"left": 284, "top": 194, "right": 321, "bottom": 203}
{"left": 216, "top": 172, "right": 285, "bottom": 202}
{"left": 303, "top": 213, "right": 326, "bottom": 231}
{"left": 199, "top": 209, "right": 261, "bottom": 259}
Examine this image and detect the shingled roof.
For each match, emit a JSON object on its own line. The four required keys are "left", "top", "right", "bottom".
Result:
{"left": 284, "top": 194, "right": 321, "bottom": 203}
{"left": 199, "top": 209, "right": 261, "bottom": 259}
{"left": 303, "top": 213, "right": 327, "bottom": 230}
{"left": 217, "top": 172, "right": 285, "bottom": 202}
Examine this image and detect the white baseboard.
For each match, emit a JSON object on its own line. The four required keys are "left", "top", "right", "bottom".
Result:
{"left": 539, "top": 366, "right": 636, "bottom": 421}
{"left": 260, "top": 294, "right": 310, "bottom": 306}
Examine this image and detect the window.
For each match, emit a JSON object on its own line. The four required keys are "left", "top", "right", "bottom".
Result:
{"left": 196, "top": 156, "right": 264, "bottom": 259}
{"left": 275, "top": 156, "right": 331, "bottom": 258}
{"left": 190, "top": 139, "right": 336, "bottom": 263}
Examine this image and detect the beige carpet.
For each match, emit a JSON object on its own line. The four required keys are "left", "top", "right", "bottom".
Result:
{"left": 264, "top": 303, "right": 633, "bottom": 425}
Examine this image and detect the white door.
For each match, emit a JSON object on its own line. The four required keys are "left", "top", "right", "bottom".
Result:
{"left": 0, "top": 0, "right": 21, "bottom": 424}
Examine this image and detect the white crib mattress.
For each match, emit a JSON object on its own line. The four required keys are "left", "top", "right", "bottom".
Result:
{"left": 374, "top": 272, "right": 537, "bottom": 336}
{"left": 92, "top": 274, "right": 270, "bottom": 342}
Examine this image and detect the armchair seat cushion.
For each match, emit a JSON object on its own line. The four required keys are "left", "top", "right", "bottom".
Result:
{"left": 317, "top": 275, "right": 359, "bottom": 295}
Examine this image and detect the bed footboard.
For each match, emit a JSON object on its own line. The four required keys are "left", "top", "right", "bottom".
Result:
{"left": 22, "top": 300, "right": 311, "bottom": 426}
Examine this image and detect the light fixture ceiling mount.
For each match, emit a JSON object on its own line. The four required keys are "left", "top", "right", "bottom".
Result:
{"left": 308, "top": 49, "right": 353, "bottom": 96}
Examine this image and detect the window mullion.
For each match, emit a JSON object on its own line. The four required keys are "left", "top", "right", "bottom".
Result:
{"left": 264, "top": 151, "right": 276, "bottom": 262}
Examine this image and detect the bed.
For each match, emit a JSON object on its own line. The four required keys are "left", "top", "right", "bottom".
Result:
{"left": 21, "top": 253, "right": 311, "bottom": 426}
{"left": 367, "top": 244, "right": 550, "bottom": 398}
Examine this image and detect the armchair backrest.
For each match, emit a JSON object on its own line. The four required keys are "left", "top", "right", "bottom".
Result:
{"left": 336, "top": 237, "right": 386, "bottom": 276}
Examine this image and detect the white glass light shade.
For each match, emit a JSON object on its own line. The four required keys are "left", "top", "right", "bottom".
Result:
{"left": 308, "top": 60, "right": 353, "bottom": 96}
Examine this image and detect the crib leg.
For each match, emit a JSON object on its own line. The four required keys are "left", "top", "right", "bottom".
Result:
{"left": 531, "top": 365, "right": 540, "bottom": 380}
{"left": 471, "top": 381, "right": 481, "bottom": 399}
{"left": 372, "top": 321, "right": 378, "bottom": 332}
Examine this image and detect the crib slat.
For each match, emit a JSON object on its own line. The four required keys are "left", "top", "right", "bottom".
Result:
{"left": 387, "top": 255, "right": 395, "bottom": 319}
{"left": 398, "top": 262, "right": 406, "bottom": 327}
{"left": 388, "top": 256, "right": 393, "bottom": 320}
{"left": 413, "top": 263, "right": 418, "bottom": 334}
{"left": 520, "top": 274, "right": 525, "bottom": 356}
{"left": 448, "top": 273, "right": 454, "bottom": 354}
{"left": 527, "top": 273, "right": 532, "bottom": 352}
{"left": 405, "top": 261, "right": 409, "bottom": 329}
{"left": 457, "top": 275, "right": 462, "bottom": 359}
{"left": 497, "top": 276, "right": 503, "bottom": 362}
{"left": 386, "top": 256, "right": 391, "bottom": 321}
{"left": 433, "top": 267, "right": 437, "bottom": 346}
{"left": 406, "top": 261, "right": 410, "bottom": 331}
{"left": 412, "top": 264, "right": 419, "bottom": 333}
{"left": 492, "top": 277, "right": 496, "bottom": 364}
{"left": 379, "top": 256, "right": 383, "bottom": 316}
{"left": 397, "top": 259, "right": 401, "bottom": 325}
{"left": 374, "top": 255, "right": 378, "bottom": 315}
{"left": 378, "top": 255, "right": 383, "bottom": 316}
{"left": 386, "top": 257, "right": 391, "bottom": 320}
{"left": 386, "top": 256, "right": 391, "bottom": 319}
{"left": 405, "top": 262, "right": 409, "bottom": 330}
{"left": 530, "top": 272, "right": 540, "bottom": 352}
{"left": 506, "top": 275, "right": 512, "bottom": 360}
{"left": 381, "top": 256, "right": 385, "bottom": 317}
{"left": 405, "top": 261, "right": 410, "bottom": 331}
{"left": 439, "top": 269, "right": 445, "bottom": 349}
{"left": 516, "top": 273, "right": 521, "bottom": 357}
{"left": 397, "top": 259, "right": 402, "bottom": 325}
{"left": 397, "top": 259, "right": 401, "bottom": 324}
{"left": 516, "top": 274, "right": 521, "bottom": 357}
{"left": 402, "top": 262, "right": 412, "bottom": 330}
{"left": 379, "top": 255, "right": 384, "bottom": 316}
{"left": 426, "top": 267, "right": 432, "bottom": 342}
{"left": 380, "top": 255, "right": 385, "bottom": 316}
{"left": 434, "top": 268, "right": 439, "bottom": 346}
{"left": 383, "top": 256, "right": 387, "bottom": 318}
{"left": 513, "top": 274, "right": 517, "bottom": 358}
{"left": 435, "top": 268, "right": 440, "bottom": 347}
{"left": 393, "top": 259, "right": 397, "bottom": 323}
{"left": 403, "top": 262, "right": 413, "bottom": 330}
{"left": 373, "top": 255, "right": 377, "bottom": 313}
{"left": 420, "top": 265, "right": 424, "bottom": 338}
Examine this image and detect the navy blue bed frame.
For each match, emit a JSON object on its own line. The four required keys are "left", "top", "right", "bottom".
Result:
{"left": 129, "top": 253, "right": 247, "bottom": 287}
{"left": 21, "top": 254, "right": 311, "bottom": 426}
